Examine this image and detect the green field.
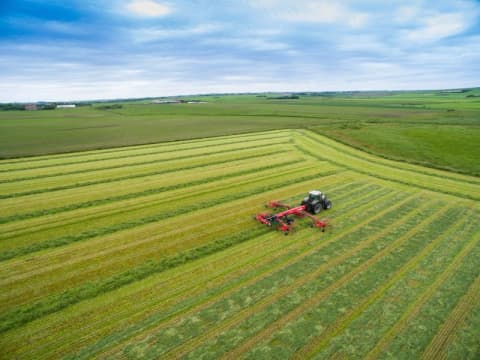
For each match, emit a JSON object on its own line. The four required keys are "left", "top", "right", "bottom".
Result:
{"left": 0, "top": 129, "right": 479, "bottom": 359}
{"left": 1, "top": 90, "right": 479, "bottom": 176}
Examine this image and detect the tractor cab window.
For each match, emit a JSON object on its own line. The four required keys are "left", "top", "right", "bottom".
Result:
{"left": 309, "top": 192, "right": 321, "bottom": 201}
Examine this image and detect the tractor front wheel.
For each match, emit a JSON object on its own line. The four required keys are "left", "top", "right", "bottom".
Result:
{"left": 324, "top": 200, "right": 332, "bottom": 210}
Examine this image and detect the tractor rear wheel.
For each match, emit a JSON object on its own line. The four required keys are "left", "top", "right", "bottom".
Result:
{"left": 313, "top": 203, "right": 322, "bottom": 214}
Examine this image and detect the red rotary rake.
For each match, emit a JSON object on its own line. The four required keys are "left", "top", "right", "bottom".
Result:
{"left": 255, "top": 190, "right": 332, "bottom": 235}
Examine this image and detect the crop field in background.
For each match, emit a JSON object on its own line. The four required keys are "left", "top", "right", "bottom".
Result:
{"left": 0, "top": 129, "right": 479, "bottom": 359}
{"left": 1, "top": 90, "right": 479, "bottom": 177}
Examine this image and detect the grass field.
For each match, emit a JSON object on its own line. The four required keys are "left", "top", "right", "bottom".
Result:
{"left": 1, "top": 90, "right": 479, "bottom": 176}
{"left": 0, "top": 129, "right": 478, "bottom": 359}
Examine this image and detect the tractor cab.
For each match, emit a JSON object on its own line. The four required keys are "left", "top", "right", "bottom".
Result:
{"left": 301, "top": 190, "right": 332, "bottom": 214}
{"left": 307, "top": 190, "right": 323, "bottom": 202}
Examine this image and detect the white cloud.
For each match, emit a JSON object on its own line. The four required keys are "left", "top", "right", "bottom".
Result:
{"left": 126, "top": 0, "right": 172, "bottom": 17}
{"left": 250, "top": 0, "right": 369, "bottom": 28}
{"left": 133, "top": 24, "right": 221, "bottom": 42}
{"left": 404, "top": 12, "right": 470, "bottom": 42}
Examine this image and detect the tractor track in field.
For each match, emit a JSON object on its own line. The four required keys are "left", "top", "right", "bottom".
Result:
{"left": 150, "top": 194, "right": 427, "bottom": 359}
{"left": 364, "top": 228, "right": 480, "bottom": 360}
{"left": 219, "top": 199, "right": 447, "bottom": 360}
{"left": 421, "top": 273, "right": 480, "bottom": 360}
{"left": 292, "top": 205, "right": 475, "bottom": 359}
{"left": 92, "top": 188, "right": 408, "bottom": 359}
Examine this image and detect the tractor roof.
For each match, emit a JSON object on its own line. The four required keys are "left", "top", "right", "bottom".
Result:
{"left": 309, "top": 190, "right": 322, "bottom": 195}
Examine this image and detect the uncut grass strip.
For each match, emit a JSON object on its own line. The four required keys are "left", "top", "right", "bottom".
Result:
{"left": 0, "top": 172, "right": 352, "bottom": 312}
{"left": 0, "top": 134, "right": 291, "bottom": 175}
{"left": 364, "top": 227, "right": 480, "bottom": 360}
{"left": 212, "top": 200, "right": 448, "bottom": 360}
{"left": 52, "top": 188, "right": 405, "bottom": 359}
{"left": 0, "top": 170, "right": 346, "bottom": 331}
{"left": 0, "top": 144, "right": 289, "bottom": 199}
{"left": 301, "top": 130, "right": 480, "bottom": 186}
{"left": 0, "top": 137, "right": 292, "bottom": 185}
{"left": 140, "top": 194, "right": 428, "bottom": 358}
{"left": 421, "top": 274, "right": 480, "bottom": 359}
{"left": 0, "top": 152, "right": 303, "bottom": 224}
{"left": 293, "top": 205, "right": 475, "bottom": 360}
{"left": 0, "top": 130, "right": 291, "bottom": 168}
{"left": 0, "top": 155, "right": 302, "bottom": 231}
{"left": 0, "top": 164, "right": 325, "bottom": 261}
{"left": 294, "top": 132, "right": 480, "bottom": 201}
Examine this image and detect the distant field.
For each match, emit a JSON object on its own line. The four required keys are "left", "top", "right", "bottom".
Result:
{"left": 0, "top": 90, "right": 479, "bottom": 175}
{"left": 313, "top": 123, "right": 480, "bottom": 176}
{"left": 0, "top": 130, "right": 479, "bottom": 358}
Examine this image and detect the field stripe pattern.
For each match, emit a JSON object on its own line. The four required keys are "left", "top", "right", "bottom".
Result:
{"left": 0, "top": 129, "right": 478, "bottom": 359}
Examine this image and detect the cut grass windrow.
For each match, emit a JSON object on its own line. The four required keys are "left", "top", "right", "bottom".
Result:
{"left": 135, "top": 194, "right": 426, "bottom": 358}
{"left": 0, "top": 156, "right": 301, "bottom": 225}
{"left": 207, "top": 200, "right": 448, "bottom": 360}
{"left": 0, "top": 130, "right": 290, "bottom": 169}
{"left": 0, "top": 136, "right": 291, "bottom": 185}
{"left": 303, "top": 130, "right": 480, "bottom": 186}
{"left": 0, "top": 170, "right": 344, "bottom": 333}
{"left": 0, "top": 227, "right": 267, "bottom": 335}
{"left": 0, "top": 134, "right": 290, "bottom": 175}
{"left": 293, "top": 205, "right": 474, "bottom": 359}
{"left": 295, "top": 131, "right": 480, "bottom": 201}
{"left": 0, "top": 143, "right": 288, "bottom": 199}
{"left": 68, "top": 187, "right": 403, "bottom": 359}
{"left": 364, "top": 227, "right": 480, "bottom": 360}
{"left": 14, "top": 181, "right": 376, "bottom": 359}
{"left": 0, "top": 163, "right": 325, "bottom": 261}
{"left": 421, "top": 271, "right": 480, "bottom": 360}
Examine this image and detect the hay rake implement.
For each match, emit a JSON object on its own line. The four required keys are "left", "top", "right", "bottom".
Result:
{"left": 255, "top": 190, "right": 332, "bottom": 235}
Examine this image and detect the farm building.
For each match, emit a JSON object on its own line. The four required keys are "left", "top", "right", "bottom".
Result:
{"left": 56, "top": 104, "right": 76, "bottom": 109}
{"left": 24, "top": 104, "right": 38, "bottom": 110}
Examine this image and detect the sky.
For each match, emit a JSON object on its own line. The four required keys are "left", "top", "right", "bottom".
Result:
{"left": 1, "top": 0, "right": 479, "bottom": 102}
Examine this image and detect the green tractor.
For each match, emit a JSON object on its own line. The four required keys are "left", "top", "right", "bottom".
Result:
{"left": 301, "top": 190, "right": 332, "bottom": 215}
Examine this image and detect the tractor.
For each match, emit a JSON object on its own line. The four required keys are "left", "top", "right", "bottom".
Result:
{"left": 301, "top": 190, "right": 332, "bottom": 214}
{"left": 255, "top": 190, "right": 332, "bottom": 234}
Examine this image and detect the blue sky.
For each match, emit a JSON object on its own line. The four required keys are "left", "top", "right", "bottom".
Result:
{"left": 1, "top": 0, "right": 479, "bottom": 102}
